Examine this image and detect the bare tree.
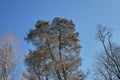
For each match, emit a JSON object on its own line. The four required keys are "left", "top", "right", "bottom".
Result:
{"left": 94, "top": 25, "right": 120, "bottom": 80}
{"left": 0, "top": 32, "right": 19, "bottom": 80}
{"left": 24, "top": 18, "right": 85, "bottom": 80}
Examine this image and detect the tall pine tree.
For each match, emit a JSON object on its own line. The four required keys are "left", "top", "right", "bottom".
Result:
{"left": 24, "top": 18, "right": 84, "bottom": 80}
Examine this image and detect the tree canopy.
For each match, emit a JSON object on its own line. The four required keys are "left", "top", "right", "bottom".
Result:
{"left": 24, "top": 18, "right": 85, "bottom": 80}
{"left": 94, "top": 25, "right": 120, "bottom": 80}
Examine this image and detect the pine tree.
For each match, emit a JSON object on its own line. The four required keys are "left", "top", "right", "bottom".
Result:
{"left": 24, "top": 18, "right": 84, "bottom": 80}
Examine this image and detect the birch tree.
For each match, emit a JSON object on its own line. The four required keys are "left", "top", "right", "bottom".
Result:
{"left": 0, "top": 32, "right": 19, "bottom": 80}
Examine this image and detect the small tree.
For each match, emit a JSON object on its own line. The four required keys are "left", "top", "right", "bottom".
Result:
{"left": 25, "top": 18, "right": 84, "bottom": 80}
{"left": 94, "top": 25, "right": 120, "bottom": 80}
{"left": 0, "top": 32, "right": 19, "bottom": 80}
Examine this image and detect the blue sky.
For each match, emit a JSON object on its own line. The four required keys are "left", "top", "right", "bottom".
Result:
{"left": 0, "top": 0, "right": 120, "bottom": 79}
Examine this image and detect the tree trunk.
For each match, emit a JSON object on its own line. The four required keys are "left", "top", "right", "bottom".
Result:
{"left": 59, "top": 30, "right": 67, "bottom": 80}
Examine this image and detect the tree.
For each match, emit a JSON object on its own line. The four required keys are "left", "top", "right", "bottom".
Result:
{"left": 24, "top": 18, "right": 85, "bottom": 80}
{"left": 94, "top": 25, "right": 120, "bottom": 80}
{"left": 0, "top": 32, "right": 19, "bottom": 80}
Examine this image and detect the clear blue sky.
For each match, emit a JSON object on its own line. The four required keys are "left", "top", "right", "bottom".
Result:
{"left": 0, "top": 0, "right": 120, "bottom": 79}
